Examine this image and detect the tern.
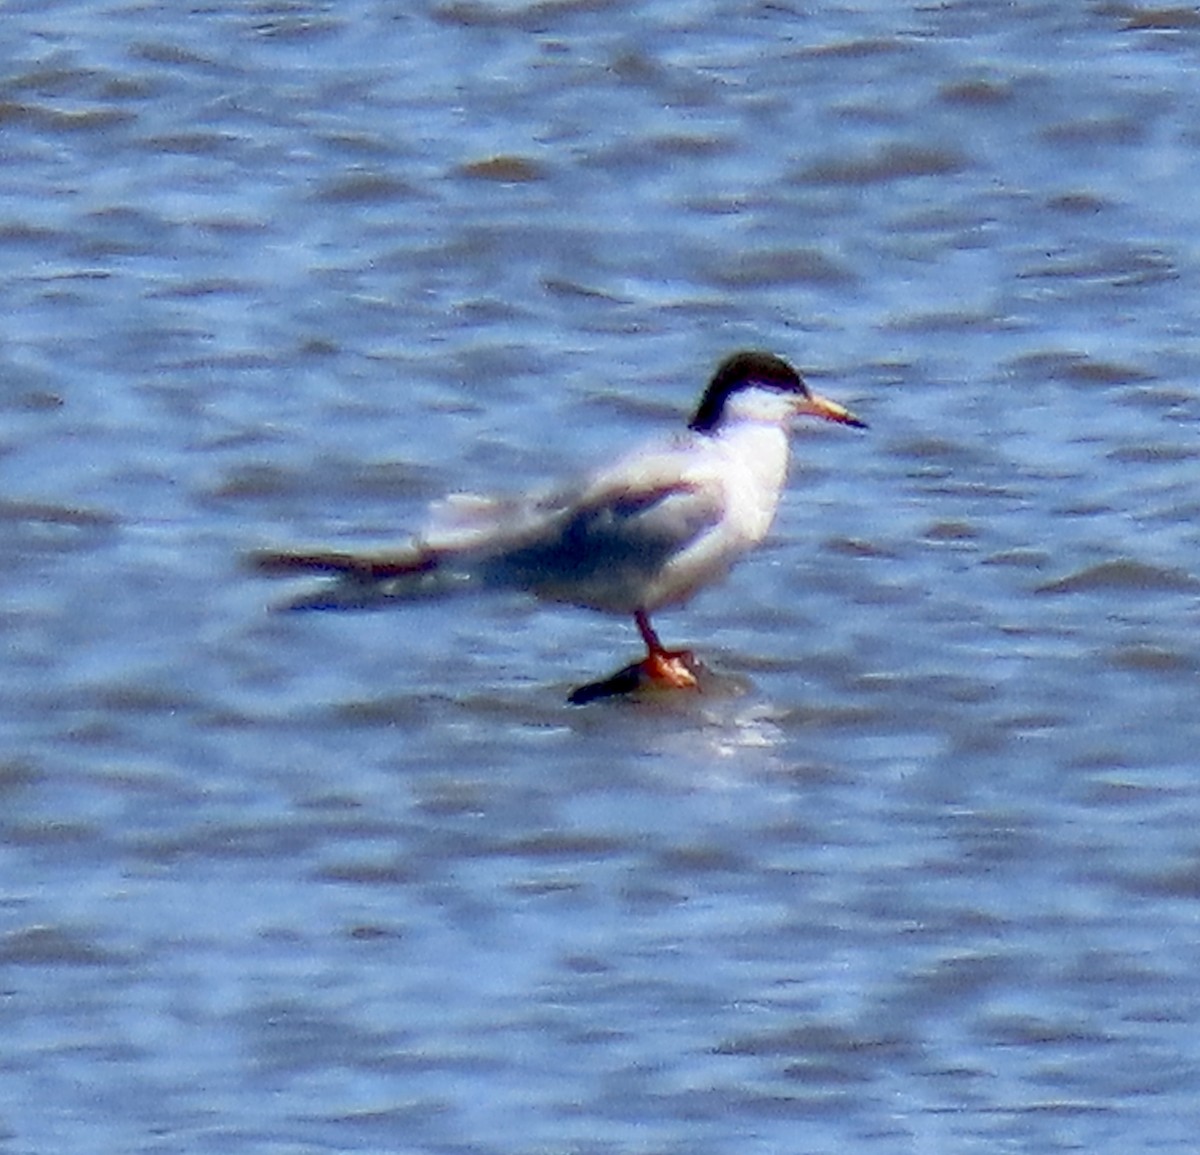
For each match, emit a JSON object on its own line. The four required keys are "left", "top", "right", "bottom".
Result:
{"left": 252, "top": 351, "right": 866, "bottom": 702}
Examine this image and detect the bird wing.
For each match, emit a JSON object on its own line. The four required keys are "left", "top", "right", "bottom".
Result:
{"left": 252, "top": 437, "right": 731, "bottom": 614}
{"left": 470, "top": 443, "right": 728, "bottom": 610}
{"left": 565, "top": 454, "right": 726, "bottom": 561}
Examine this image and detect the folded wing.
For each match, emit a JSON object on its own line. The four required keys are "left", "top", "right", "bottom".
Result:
{"left": 251, "top": 439, "right": 728, "bottom": 614}
{"left": 475, "top": 448, "right": 727, "bottom": 612}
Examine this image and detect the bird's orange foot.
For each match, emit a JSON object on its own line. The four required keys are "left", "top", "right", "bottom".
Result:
{"left": 640, "top": 648, "right": 701, "bottom": 690}
{"left": 567, "top": 649, "right": 704, "bottom": 705}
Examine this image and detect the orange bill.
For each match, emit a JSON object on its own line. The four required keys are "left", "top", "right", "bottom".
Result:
{"left": 796, "top": 391, "right": 867, "bottom": 429}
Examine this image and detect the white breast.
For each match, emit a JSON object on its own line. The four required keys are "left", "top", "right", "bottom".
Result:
{"left": 640, "top": 418, "right": 790, "bottom": 611}
{"left": 712, "top": 419, "right": 791, "bottom": 546}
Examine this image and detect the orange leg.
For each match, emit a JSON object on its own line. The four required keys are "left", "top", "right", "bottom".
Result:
{"left": 567, "top": 611, "right": 704, "bottom": 703}
{"left": 634, "top": 610, "right": 700, "bottom": 690}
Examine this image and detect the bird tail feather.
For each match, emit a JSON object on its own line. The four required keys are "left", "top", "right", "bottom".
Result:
{"left": 248, "top": 546, "right": 448, "bottom": 611}
{"left": 250, "top": 547, "right": 437, "bottom": 580}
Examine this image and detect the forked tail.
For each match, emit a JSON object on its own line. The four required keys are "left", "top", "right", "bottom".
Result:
{"left": 250, "top": 548, "right": 437, "bottom": 581}
{"left": 249, "top": 546, "right": 443, "bottom": 610}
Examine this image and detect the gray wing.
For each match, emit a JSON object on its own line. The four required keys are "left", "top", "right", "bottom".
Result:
{"left": 254, "top": 438, "right": 729, "bottom": 614}
{"left": 477, "top": 460, "right": 727, "bottom": 609}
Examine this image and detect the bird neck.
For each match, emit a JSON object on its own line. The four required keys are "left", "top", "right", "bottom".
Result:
{"left": 711, "top": 414, "right": 790, "bottom": 471}
{"left": 707, "top": 416, "right": 791, "bottom": 539}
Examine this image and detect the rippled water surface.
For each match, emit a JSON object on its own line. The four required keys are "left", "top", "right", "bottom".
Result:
{"left": 3, "top": 1, "right": 1200, "bottom": 1151}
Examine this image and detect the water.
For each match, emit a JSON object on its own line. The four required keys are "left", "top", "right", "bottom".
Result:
{"left": 3, "top": 1, "right": 1200, "bottom": 1151}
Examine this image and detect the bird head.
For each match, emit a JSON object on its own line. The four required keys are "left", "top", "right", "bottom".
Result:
{"left": 689, "top": 351, "right": 867, "bottom": 433}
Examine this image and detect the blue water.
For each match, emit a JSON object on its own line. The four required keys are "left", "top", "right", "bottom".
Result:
{"left": 2, "top": 1, "right": 1200, "bottom": 1151}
